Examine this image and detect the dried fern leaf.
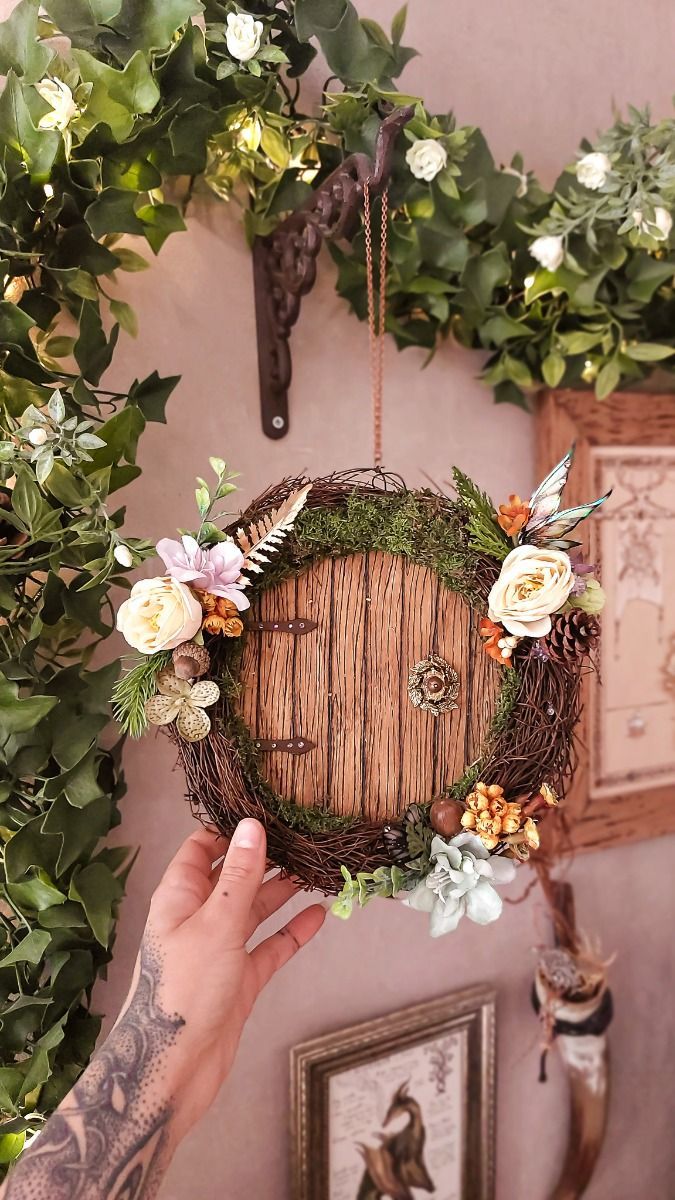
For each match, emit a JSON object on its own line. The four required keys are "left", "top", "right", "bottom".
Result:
{"left": 236, "top": 483, "right": 311, "bottom": 565}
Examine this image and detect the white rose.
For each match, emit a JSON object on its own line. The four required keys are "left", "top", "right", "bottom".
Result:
{"left": 488, "top": 544, "right": 574, "bottom": 638}
{"left": 116, "top": 576, "right": 202, "bottom": 654}
{"left": 35, "top": 78, "right": 78, "bottom": 131}
{"left": 405, "top": 138, "right": 448, "bottom": 183}
{"left": 575, "top": 152, "right": 611, "bottom": 190}
{"left": 226, "top": 12, "right": 263, "bottom": 62}
{"left": 529, "top": 235, "right": 564, "bottom": 272}
{"left": 633, "top": 205, "right": 672, "bottom": 240}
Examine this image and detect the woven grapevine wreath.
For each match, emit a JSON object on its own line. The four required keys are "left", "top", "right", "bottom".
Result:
{"left": 114, "top": 451, "right": 608, "bottom": 937}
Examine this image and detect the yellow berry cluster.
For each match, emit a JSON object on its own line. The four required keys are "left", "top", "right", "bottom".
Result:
{"left": 460, "top": 782, "right": 540, "bottom": 853}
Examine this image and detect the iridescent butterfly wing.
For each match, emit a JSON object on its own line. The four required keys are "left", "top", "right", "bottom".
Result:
{"left": 525, "top": 447, "right": 575, "bottom": 530}
{"left": 521, "top": 446, "right": 611, "bottom": 550}
{"left": 523, "top": 496, "right": 611, "bottom": 550}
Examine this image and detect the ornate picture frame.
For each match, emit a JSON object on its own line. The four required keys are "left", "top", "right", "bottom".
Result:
{"left": 290, "top": 985, "right": 496, "bottom": 1200}
{"left": 537, "top": 389, "right": 675, "bottom": 853}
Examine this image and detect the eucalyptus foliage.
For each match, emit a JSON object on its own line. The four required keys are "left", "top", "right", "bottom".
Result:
{"left": 0, "top": 0, "right": 672, "bottom": 1159}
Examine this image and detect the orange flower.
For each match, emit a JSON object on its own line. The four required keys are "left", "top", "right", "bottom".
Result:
{"left": 497, "top": 494, "right": 531, "bottom": 537}
{"left": 215, "top": 596, "right": 239, "bottom": 619}
{"left": 479, "top": 617, "right": 516, "bottom": 668}
{"left": 202, "top": 613, "right": 244, "bottom": 638}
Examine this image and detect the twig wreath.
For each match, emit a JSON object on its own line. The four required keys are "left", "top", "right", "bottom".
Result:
{"left": 115, "top": 451, "right": 607, "bottom": 936}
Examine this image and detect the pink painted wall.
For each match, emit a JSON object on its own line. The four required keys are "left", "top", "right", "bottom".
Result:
{"left": 4, "top": 0, "right": 675, "bottom": 1193}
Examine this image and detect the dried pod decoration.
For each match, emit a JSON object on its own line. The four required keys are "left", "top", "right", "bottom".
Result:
{"left": 429, "top": 797, "right": 464, "bottom": 839}
{"left": 172, "top": 642, "right": 210, "bottom": 681}
{"left": 407, "top": 655, "right": 459, "bottom": 715}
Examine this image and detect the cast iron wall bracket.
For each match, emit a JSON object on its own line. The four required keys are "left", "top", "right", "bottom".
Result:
{"left": 252, "top": 106, "right": 413, "bottom": 439}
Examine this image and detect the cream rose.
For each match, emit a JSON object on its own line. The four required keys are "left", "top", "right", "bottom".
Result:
{"left": 226, "top": 12, "right": 263, "bottom": 62}
{"left": 529, "top": 234, "right": 564, "bottom": 272}
{"left": 488, "top": 545, "right": 574, "bottom": 638}
{"left": 405, "top": 138, "right": 447, "bottom": 182}
{"left": 575, "top": 152, "right": 611, "bottom": 190}
{"left": 116, "top": 576, "right": 202, "bottom": 654}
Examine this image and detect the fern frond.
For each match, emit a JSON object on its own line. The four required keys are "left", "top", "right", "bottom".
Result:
{"left": 236, "top": 483, "right": 311, "bottom": 567}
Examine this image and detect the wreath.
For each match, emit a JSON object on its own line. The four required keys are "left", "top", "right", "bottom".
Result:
{"left": 115, "top": 450, "right": 607, "bottom": 937}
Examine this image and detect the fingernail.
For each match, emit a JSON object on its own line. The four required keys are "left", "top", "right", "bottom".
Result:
{"left": 232, "top": 818, "right": 263, "bottom": 850}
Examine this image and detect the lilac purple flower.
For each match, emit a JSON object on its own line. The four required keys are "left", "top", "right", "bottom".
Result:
{"left": 156, "top": 535, "right": 250, "bottom": 611}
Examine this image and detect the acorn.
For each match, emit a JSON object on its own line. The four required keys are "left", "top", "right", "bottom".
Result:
{"left": 172, "top": 641, "right": 210, "bottom": 680}
{"left": 429, "top": 798, "right": 464, "bottom": 839}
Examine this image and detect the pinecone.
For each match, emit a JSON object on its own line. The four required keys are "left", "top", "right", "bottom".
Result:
{"left": 172, "top": 641, "right": 210, "bottom": 680}
{"left": 382, "top": 823, "right": 408, "bottom": 863}
{"left": 547, "top": 610, "right": 600, "bottom": 663}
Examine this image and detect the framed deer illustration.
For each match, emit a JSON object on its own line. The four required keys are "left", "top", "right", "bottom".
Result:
{"left": 290, "top": 986, "right": 496, "bottom": 1200}
{"left": 536, "top": 389, "right": 675, "bottom": 854}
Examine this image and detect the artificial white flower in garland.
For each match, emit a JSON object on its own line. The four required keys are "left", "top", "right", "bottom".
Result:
{"left": 226, "top": 11, "right": 264, "bottom": 62}
{"left": 405, "top": 137, "right": 448, "bottom": 182}
{"left": 405, "top": 832, "right": 516, "bottom": 937}
{"left": 575, "top": 151, "right": 612, "bottom": 191}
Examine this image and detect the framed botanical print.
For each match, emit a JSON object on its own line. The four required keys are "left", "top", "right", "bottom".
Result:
{"left": 290, "top": 985, "right": 496, "bottom": 1200}
{"left": 536, "top": 388, "right": 675, "bottom": 853}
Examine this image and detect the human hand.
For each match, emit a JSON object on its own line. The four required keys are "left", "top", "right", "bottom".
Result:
{"left": 125, "top": 818, "right": 325, "bottom": 1140}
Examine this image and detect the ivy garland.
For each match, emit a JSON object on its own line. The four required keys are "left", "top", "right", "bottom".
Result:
{"left": 0, "top": 0, "right": 666, "bottom": 1160}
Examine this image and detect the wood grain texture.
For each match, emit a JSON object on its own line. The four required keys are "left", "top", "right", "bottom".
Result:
{"left": 237, "top": 551, "right": 501, "bottom": 820}
{"left": 537, "top": 388, "right": 675, "bottom": 856}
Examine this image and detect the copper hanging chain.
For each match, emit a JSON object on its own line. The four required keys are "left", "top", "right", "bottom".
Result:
{"left": 363, "top": 179, "right": 389, "bottom": 467}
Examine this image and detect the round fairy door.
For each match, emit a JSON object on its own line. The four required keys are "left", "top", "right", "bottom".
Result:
{"left": 237, "top": 551, "right": 501, "bottom": 821}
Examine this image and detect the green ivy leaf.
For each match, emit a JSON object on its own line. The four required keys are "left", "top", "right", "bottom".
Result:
{"left": 7, "top": 872, "right": 67, "bottom": 914}
{"left": 0, "top": 72, "right": 60, "bottom": 183}
{"left": 0, "top": 929, "right": 51, "bottom": 968}
{"left": 0, "top": 0, "right": 54, "bottom": 84}
{"left": 69, "top": 863, "right": 123, "bottom": 947}
{"left": 85, "top": 188, "right": 145, "bottom": 239}
{"left": 136, "top": 202, "right": 186, "bottom": 254}
{"left": 99, "top": 0, "right": 204, "bottom": 61}
{"left": 294, "top": 0, "right": 391, "bottom": 83}
{"left": 72, "top": 49, "right": 161, "bottom": 142}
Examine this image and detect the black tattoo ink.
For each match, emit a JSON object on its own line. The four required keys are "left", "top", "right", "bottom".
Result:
{"left": 5, "top": 938, "right": 184, "bottom": 1200}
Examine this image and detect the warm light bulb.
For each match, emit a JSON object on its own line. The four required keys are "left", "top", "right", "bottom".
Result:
{"left": 43, "top": 183, "right": 54, "bottom": 199}
{"left": 524, "top": 274, "right": 535, "bottom": 289}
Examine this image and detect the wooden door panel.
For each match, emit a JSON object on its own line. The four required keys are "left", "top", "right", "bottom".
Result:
{"left": 238, "top": 551, "right": 501, "bottom": 820}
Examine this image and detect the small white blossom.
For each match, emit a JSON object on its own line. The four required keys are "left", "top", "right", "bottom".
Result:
{"left": 35, "top": 78, "right": 78, "bottom": 131}
{"left": 503, "top": 166, "right": 528, "bottom": 198}
{"left": 28, "top": 427, "right": 48, "bottom": 447}
{"left": 225, "top": 12, "right": 264, "bottom": 62}
{"left": 529, "top": 234, "right": 564, "bottom": 272}
{"left": 114, "top": 544, "right": 134, "bottom": 568}
{"left": 575, "top": 152, "right": 611, "bottom": 191}
{"left": 633, "top": 205, "right": 673, "bottom": 241}
{"left": 405, "top": 138, "right": 448, "bottom": 183}
{"left": 405, "top": 833, "right": 516, "bottom": 936}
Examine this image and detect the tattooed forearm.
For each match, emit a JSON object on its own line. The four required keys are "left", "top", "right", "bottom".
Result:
{"left": 4, "top": 938, "right": 185, "bottom": 1200}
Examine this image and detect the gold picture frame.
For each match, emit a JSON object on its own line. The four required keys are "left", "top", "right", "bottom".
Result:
{"left": 290, "top": 985, "right": 496, "bottom": 1200}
